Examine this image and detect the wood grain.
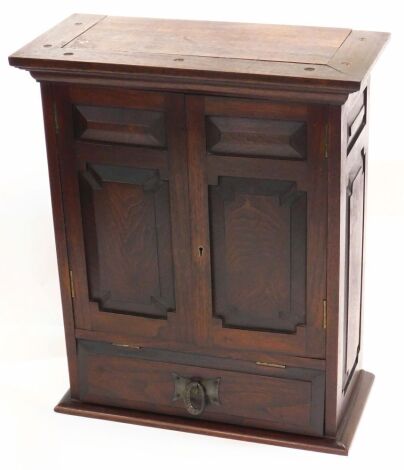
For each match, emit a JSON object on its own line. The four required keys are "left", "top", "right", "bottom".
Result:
{"left": 325, "top": 80, "right": 370, "bottom": 435}
{"left": 67, "top": 17, "right": 350, "bottom": 64}
{"left": 201, "top": 97, "right": 327, "bottom": 358}
{"left": 40, "top": 83, "right": 79, "bottom": 396}
{"left": 77, "top": 340, "right": 325, "bottom": 436}
{"left": 9, "top": 14, "right": 390, "bottom": 96}
{"left": 209, "top": 176, "right": 307, "bottom": 332}
{"left": 73, "top": 105, "right": 166, "bottom": 147}
{"left": 79, "top": 164, "right": 175, "bottom": 317}
{"left": 206, "top": 116, "right": 307, "bottom": 159}
{"left": 55, "top": 370, "right": 374, "bottom": 455}
{"left": 8, "top": 17, "right": 387, "bottom": 453}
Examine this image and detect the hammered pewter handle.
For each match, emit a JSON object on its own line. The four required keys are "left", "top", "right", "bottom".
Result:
{"left": 172, "top": 374, "right": 220, "bottom": 416}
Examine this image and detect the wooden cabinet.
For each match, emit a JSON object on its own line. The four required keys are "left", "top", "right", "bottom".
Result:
{"left": 9, "top": 14, "right": 389, "bottom": 455}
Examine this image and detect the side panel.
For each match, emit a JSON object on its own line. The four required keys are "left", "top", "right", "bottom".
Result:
{"left": 40, "top": 83, "right": 79, "bottom": 396}
{"left": 344, "top": 160, "right": 365, "bottom": 390}
{"left": 325, "top": 82, "right": 369, "bottom": 436}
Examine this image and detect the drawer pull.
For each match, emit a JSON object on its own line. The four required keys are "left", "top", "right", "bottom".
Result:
{"left": 184, "top": 381, "right": 206, "bottom": 415}
{"left": 172, "top": 374, "right": 220, "bottom": 416}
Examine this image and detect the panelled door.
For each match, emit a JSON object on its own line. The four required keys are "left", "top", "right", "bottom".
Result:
{"left": 56, "top": 84, "right": 327, "bottom": 358}
{"left": 186, "top": 95, "right": 328, "bottom": 358}
{"left": 55, "top": 84, "right": 193, "bottom": 347}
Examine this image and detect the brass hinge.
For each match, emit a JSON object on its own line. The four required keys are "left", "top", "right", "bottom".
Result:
{"left": 69, "top": 270, "right": 75, "bottom": 299}
{"left": 53, "top": 102, "right": 59, "bottom": 134}
{"left": 323, "top": 299, "right": 327, "bottom": 329}
{"left": 255, "top": 361, "right": 286, "bottom": 369}
{"left": 324, "top": 123, "right": 329, "bottom": 159}
{"left": 112, "top": 343, "right": 142, "bottom": 350}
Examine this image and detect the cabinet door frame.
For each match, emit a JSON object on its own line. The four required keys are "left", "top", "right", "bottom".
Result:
{"left": 54, "top": 84, "right": 193, "bottom": 346}
{"left": 186, "top": 95, "right": 328, "bottom": 358}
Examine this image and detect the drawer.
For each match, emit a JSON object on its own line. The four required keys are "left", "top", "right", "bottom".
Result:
{"left": 78, "top": 341, "right": 325, "bottom": 436}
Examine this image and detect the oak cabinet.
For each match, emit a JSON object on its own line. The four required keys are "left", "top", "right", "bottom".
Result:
{"left": 9, "top": 14, "right": 389, "bottom": 455}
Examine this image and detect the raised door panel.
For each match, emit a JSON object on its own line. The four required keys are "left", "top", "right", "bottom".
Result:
{"left": 343, "top": 145, "right": 366, "bottom": 391}
{"left": 55, "top": 84, "right": 192, "bottom": 346}
{"left": 79, "top": 164, "right": 175, "bottom": 318}
{"left": 206, "top": 115, "right": 307, "bottom": 159}
{"left": 73, "top": 105, "right": 166, "bottom": 147}
{"left": 209, "top": 176, "right": 306, "bottom": 332}
{"left": 186, "top": 95, "right": 327, "bottom": 358}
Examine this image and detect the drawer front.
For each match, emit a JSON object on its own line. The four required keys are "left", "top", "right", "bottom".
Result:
{"left": 78, "top": 341, "right": 325, "bottom": 436}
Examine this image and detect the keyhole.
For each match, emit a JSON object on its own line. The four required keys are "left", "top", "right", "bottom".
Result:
{"left": 198, "top": 246, "right": 204, "bottom": 257}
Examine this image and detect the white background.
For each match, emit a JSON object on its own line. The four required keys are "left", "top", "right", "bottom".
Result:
{"left": 1, "top": 1, "right": 403, "bottom": 468}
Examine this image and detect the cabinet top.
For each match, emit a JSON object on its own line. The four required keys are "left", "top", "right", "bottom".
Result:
{"left": 9, "top": 14, "right": 389, "bottom": 96}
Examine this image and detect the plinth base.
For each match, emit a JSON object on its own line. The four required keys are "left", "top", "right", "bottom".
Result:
{"left": 55, "top": 370, "right": 374, "bottom": 455}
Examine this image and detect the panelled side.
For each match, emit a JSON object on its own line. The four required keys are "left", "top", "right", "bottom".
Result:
{"left": 40, "top": 82, "right": 80, "bottom": 396}
{"left": 326, "top": 82, "right": 369, "bottom": 436}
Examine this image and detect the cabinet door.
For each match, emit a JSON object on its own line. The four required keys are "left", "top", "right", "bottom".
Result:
{"left": 186, "top": 96, "right": 327, "bottom": 358}
{"left": 55, "top": 85, "right": 192, "bottom": 346}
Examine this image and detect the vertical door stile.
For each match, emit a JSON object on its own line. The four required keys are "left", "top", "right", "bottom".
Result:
{"left": 55, "top": 84, "right": 93, "bottom": 331}
{"left": 164, "top": 93, "right": 194, "bottom": 343}
{"left": 40, "top": 82, "right": 80, "bottom": 396}
{"left": 304, "top": 105, "right": 328, "bottom": 357}
{"left": 185, "top": 96, "right": 213, "bottom": 346}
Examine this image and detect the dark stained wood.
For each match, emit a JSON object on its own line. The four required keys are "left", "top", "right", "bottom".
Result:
{"left": 344, "top": 151, "right": 365, "bottom": 391}
{"left": 187, "top": 96, "right": 327, "bottom": 358}
{"left": 347, "top": 88, "right": 367, "bottom": 153}
{"left": 325, "top": 80, "right": 370, "bottom": 435}
{"left": 73, "top": 105, "right": 166, "bottom": 147}
{"left": 324, "top": 104, "right": 343, "bottom": 436}
{"left": 55, "top": 370, "right": 374, "bottom": 455}
{"left": 76, "top": 338, "right": 325, "bottom": 374}
{"left": 74, "top": 327, "right": 326, "bottom": 370}
{"left": 9, "top": 14, "right": 389, "bottom": 97}
{"left": 209, "top": 176, "right": 307, "bottom": 332}
{"left": 52, "top": 84, "right": 191, "bottom": 345}
{"left": 206, "top": 116, "right": 307, "bottom": 159}
{"left": 335, "top": 370, "right": 375, "bottom": 451}
{"left": 75, "top": 141, "right": 168, "bottom": 171}
{"left": 9, "top": 17, "right": 387, "bottom": 455}
{"left": 185, "top": 95, "right": 212, "bottom": 346}
{"left": 79, "top": 164, "right": 175, "bottom": 317}
{"left": 77, "top": 340, "right": 325, "bottom": 436}
{"left": 40, "top": 83, "right": 79, "bottom": 397}
{"left": 204, "top": 96, "right": 310, "bottom": 119}
{"left": 339, "top": 107, "right": 369, "bottom": 410}
{"left": 163, "top": 93, "right": 194, "bottom": 342}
